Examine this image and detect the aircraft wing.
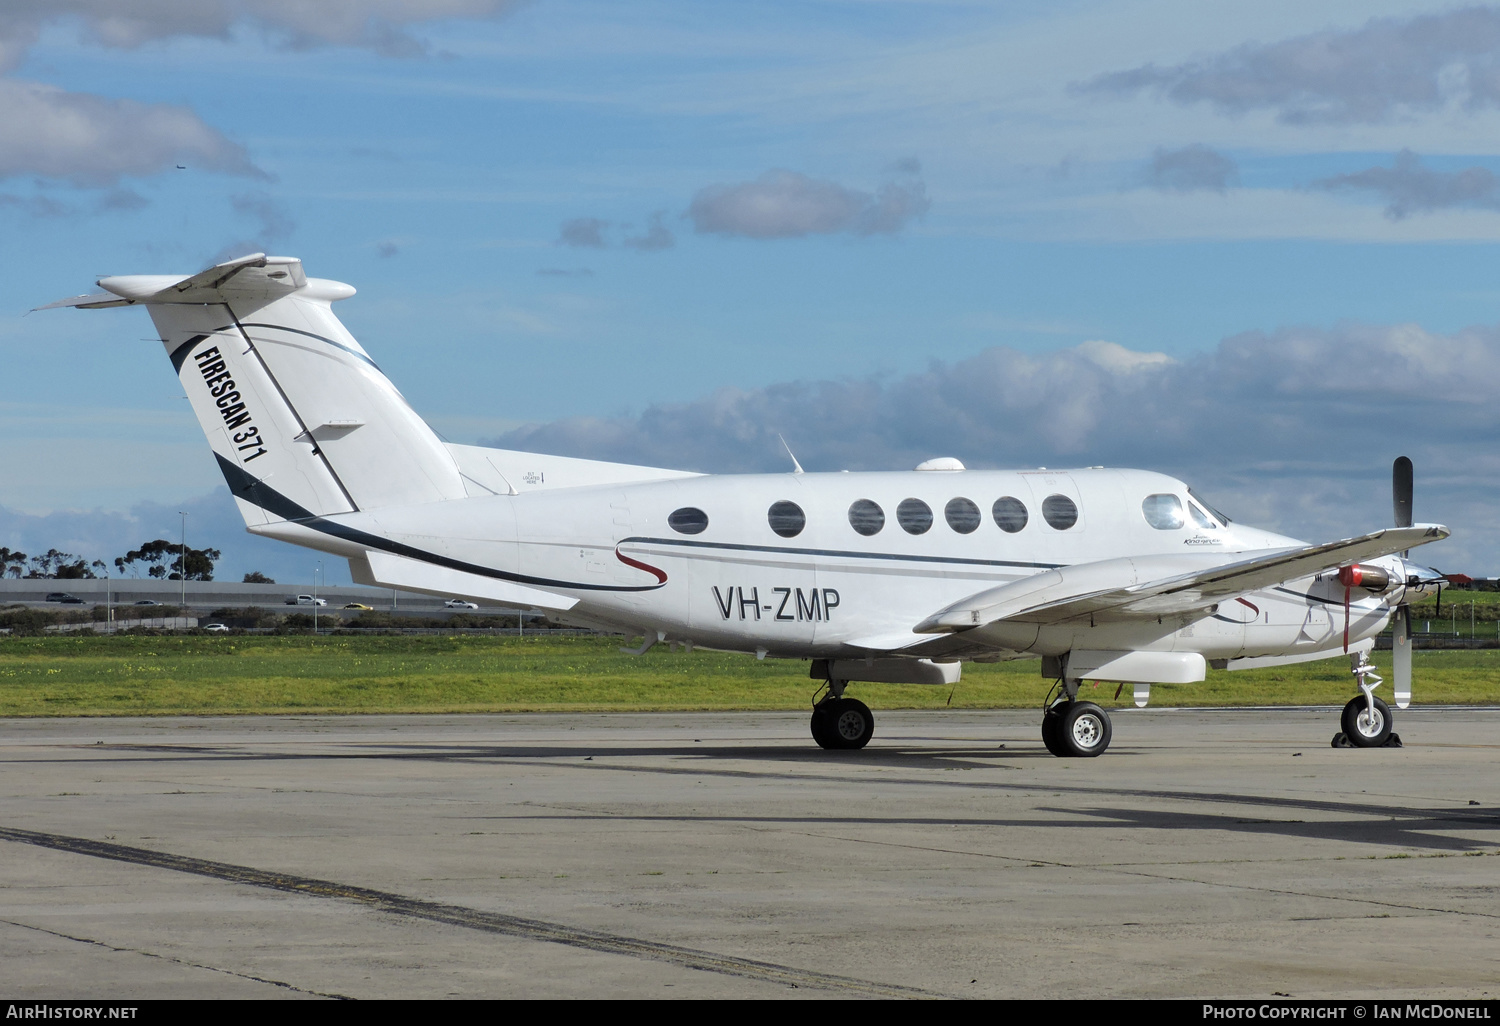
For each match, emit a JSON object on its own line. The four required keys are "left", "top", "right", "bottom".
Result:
{"left": 914, "top": 524, "right": 1448, "bottom": 633}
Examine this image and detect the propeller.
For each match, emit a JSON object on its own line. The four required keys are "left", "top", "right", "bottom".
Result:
{"left": 1392, "top": 456, "right": 1413, "bottom": 708}
{"left": 1335, "top": 457, "right": 1417, "bottom": 703}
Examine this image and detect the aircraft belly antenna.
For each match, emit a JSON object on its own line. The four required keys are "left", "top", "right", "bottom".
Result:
{"left": 778, "top": 434, "right": 804, "bottom": 475}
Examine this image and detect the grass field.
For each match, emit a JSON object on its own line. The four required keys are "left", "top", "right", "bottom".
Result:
{"left": 0, "top": 634, "right": 1497, "bottom": 717}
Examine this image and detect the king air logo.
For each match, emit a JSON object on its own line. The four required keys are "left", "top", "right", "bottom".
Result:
{"left": 712, "top": 586, "right": 840, "bottom": 622}
{"left": 193, "top": 346, "right": 267, "bottom": 463}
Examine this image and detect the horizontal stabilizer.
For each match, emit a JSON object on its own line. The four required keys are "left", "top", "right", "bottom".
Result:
{"left": 95, "top": 253, "right": 319, "bottom": 307}
{"left": 352, "top": 550, "right": 578, "bottom": 611}
{"left": 916, "top": 524, "right": 1448, "bottom": 633}
{"left": 32, "top": 292, "right": 133, "bottom": 311}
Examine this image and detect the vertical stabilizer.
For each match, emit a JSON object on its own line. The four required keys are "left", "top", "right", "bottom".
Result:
{"left": 71, "top": 254, "right": 468, "bottom": 524}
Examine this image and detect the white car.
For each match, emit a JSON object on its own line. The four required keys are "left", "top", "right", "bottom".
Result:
{"left": 443, "top": 599, "right": 479, "bottom": 610}
{"left": 203, "top": 623, "right": 229, "bottom": 632}
{"left": 285, "top": 595, "right": 327, "bottom": 606}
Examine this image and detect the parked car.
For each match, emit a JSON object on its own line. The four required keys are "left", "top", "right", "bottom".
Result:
{"left": 203, "top": 623, "right": 229, "bottom": 632}
{"left": 285, "top": 595, "right": 327, "bottom": 606}
{"left": 45, "top": 592, "right": 83, "bottom": 604}
{"left": 342, "top": 602, "right": 373, "bottom": 610}
{"left": 444, "top": 599, "right": 479, "bottom": 610}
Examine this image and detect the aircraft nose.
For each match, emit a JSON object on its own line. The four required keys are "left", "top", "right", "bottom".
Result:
{"left": 1400, "top": 558, "right": 1447, "bottom": 593}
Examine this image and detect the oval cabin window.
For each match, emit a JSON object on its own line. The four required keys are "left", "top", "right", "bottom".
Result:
{"left": 1041, "top": 494, "right": 1078, "bottom": 530}
{"left": 1142, "top": 494, "right": 1184, "bottom": 530}
{"left": 945, "top": 497, "right": 981, "bottom": 534}
{"left": 992, "top": 496, "right": 1028, "bottom": 533}
{"left": 767, "top": 500, "right": 806, "bottom": 538}
{"left": 848, "top": 499, "right": 885, "bottom": 536}
{"left": 668, "top": 507, "right": 709, "bottom": 535}
{"left": 896, "top": 498, "right": 933, "bottom": 535}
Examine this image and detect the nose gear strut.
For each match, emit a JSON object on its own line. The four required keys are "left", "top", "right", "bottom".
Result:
{"left": 1332, "top": 650, "right": 1401, "bottom": 749}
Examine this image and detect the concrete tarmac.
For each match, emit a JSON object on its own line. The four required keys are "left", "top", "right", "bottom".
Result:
{"left": 2, "top": 708, "right": 1498, "bottom": 1000}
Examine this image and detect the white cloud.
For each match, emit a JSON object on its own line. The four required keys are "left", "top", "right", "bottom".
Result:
{"left": 622, "top": 211, "right": 676, "bottom": 252}
{"left": 1317, "top": 149, "right": 1500, "bottom": 219}
{"left": 0, "top": 1, "right": 524, "bottom": 187}
{"left": 0, "top": 79, "right": 261, "bottom": 185}
{"left": 558, "top": 217, "right": 609, "bottom": 248}
{"left": 1078, "top": 6, "right": 1500, "bottom": 125}
{"left": 0, "top": 1, "right": 525, "bottom": 69}
{"left": 688, "top": 165, "right": 929, "bottom": 239}
{"left": 1147, "top": 144, "right": 1238, "bottom": 193}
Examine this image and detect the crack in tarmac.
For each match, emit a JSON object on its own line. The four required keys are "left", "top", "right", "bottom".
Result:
{"left": 0, "top": 916, "right": 352, "bottom": 999}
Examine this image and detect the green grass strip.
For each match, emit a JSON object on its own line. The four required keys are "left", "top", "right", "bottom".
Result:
{"left": 0, "top": 634, "right": 1496, "bottom": 717}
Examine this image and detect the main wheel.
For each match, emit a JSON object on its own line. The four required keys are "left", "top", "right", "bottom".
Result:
{"left": 1057, "top": 701, "right": 1112, "bottom": 758}
{"left": 810, "top": 704, "right": 836, "bottom": 749}
{"left": 1340, "top": 695, "right": 1393, "bottom": 747}
{"left": 1041, "top": 703, "right": 1066, "bottom": 756}
{"left": 814, "top": 697, "right": 874, "bottom": 750}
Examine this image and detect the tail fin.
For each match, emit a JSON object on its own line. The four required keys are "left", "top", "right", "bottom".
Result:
{"left": 57, "top": 254, "right": 466, "bottom": 525}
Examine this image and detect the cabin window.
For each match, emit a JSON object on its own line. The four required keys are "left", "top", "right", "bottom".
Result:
{"left": 1188, "top": 501, "right": 1218, "bottom": 529}
{"left": 896, "top": 498, "right": 933, "bottom": 535}
{"left": 668, "top": 507, "right": 709, "bottom": 535}
{"left": 992, "top": 496, "right": 1028, "bottom": 533}
{"left": 848, "top": 499, "right": 885, "bottom": 536}
{"left": 1042, "top": 494, "right": 1078, "bottom": 530}
{"left": 945, "top": 497, "right": 981, "bottom": 534}
{"left": 1141, "top": 494, "right": 1185, "bottom": 530}
{"left": 767, "top": 500, "right": 806, "bottom": 538}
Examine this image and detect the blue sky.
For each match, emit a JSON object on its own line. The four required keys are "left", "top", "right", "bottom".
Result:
{"left": 3, "top": 1, "right": 1499, "bottom": 583}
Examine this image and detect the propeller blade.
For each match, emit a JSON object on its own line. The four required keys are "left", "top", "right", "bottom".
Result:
{"left": 1393, "top": 456, "right": 1413, "bottom": 528}
{"left": 1393, "top": 604, "right": 1411, "bottom": 709}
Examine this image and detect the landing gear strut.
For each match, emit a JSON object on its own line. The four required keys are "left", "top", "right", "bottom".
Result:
{"left": 1041, "top": 678, "right": 1112, "bottom": 758}
{"left": 1334, "top": 652, "right": 1398, "bottom": 748}
{"left": 810, "top": 677, "right": 874, "bottom": 750}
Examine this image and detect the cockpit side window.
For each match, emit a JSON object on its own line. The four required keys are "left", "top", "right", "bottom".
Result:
{"left": 1141, "top": 494, "right": 1184, "bottom": 530}
{"left": 1187, "top": 501, "right": 1218, "bottom": 529}
{"left": 1188, "top": 488, "right": 1232, "bottom": 525}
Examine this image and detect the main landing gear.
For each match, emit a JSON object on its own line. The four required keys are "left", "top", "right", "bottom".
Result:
{"left": 1333, "top": 651, "right": 1399, "bottom": 748}
{"left": 1041, "top": 679, "right": 1113, "bottom": 758}
{"left": 810, "top": 677, "right": 874, "bottom": 750}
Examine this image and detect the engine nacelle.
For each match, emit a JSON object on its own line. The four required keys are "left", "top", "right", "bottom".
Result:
{"left": 1336, "top": 564, "right": 1392, "bottom": 592}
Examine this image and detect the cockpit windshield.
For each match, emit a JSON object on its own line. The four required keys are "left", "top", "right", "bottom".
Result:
{"left": 1187, "top": 488, "right": 1232, "bottom": 526}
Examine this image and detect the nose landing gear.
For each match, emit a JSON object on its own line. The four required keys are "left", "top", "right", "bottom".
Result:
{"left": 1333, "top": 651, "right": 1401, "bottom": 748}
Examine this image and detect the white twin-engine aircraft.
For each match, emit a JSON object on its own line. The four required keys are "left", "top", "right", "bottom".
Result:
{"left": 48, "top": 253, "right": 1451, "bottom": 757}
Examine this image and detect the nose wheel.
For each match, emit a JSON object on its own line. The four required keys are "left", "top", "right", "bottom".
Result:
{"left": 1334, "top": 652, "right": 1400, "bottom": 748}
{"left": 1339, "top": 694, "right": 1393, "bottom": 747}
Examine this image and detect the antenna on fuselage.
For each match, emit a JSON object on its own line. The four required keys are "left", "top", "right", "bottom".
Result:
{"left": 778, "top": 434, "right": 804, "bottom": 475}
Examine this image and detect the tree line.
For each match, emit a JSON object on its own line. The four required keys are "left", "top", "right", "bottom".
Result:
{"left": 0, "top": 544, "right": 274, "bottom": 583}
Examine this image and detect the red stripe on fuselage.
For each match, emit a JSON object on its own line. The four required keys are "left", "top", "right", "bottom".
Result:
{"left": 616, "top": 549, "right": 668, "bottom": 584}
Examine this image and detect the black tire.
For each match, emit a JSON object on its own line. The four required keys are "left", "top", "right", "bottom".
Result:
{"left": 1340, "top": 695, "right": 1393, "bottom": 747}
{"left": 1041, "top": 703, "right": 1067, "bottom": 757}
{"left": 817, "top": 697, "right": 874, "bottom": 750}
{"left": 810, "top": 704, "right": 837, "bottom": 750}
{"left": 1057, "top": 701, "right": 1112, "bottom": 758}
